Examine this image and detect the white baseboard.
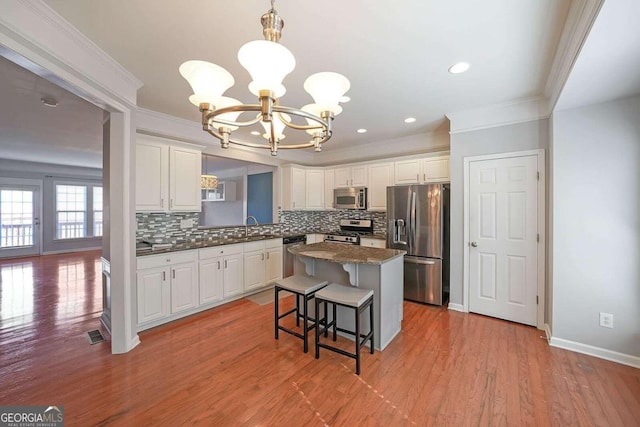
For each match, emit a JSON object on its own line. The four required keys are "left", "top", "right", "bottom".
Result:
{"left": 549, "top": 336, "right": 640, "bottom": 369}
{"left": 43, "top": 246, "right": 102, "bottom": 255}
{"left": 126, "top": 336, "right": 141, "bottom": 353}
{"left": 447, "top": 303, "right": 466, "bottom": 312}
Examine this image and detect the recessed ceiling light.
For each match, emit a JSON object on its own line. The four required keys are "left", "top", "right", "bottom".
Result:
{"left": 250, "top": 131, "right": 261, "bottom": 136}
{"left": 41, "top": 97, "right": 58, "bottom": 107}
{"left": 404, "top": 117, "right": 416, "bottom": 123}
{"left": 357, "top": 129, "right": 367, "bottom": 134}
{"left": 448, "top": 62, "right": 470, "bottom": 74}
{"left": 340, "top": 96, "right": 351, "bottom": 103}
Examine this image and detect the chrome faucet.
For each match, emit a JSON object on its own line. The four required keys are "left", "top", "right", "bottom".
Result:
{"left": 245, "top": 215, "right": 259, "bottom": 236}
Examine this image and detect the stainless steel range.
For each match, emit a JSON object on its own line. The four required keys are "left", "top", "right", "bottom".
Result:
{"left": 324, "top": 219, "right": 374, "bottom": 245}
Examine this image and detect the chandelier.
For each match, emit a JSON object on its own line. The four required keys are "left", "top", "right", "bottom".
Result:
{"left": 201, "top": 154, "right": 218, "bottom": 190}
{"left": 179, "top": 0, "right": 350, "bottom": 156}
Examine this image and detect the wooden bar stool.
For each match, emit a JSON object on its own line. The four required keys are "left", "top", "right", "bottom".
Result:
{"left": 314, "top": 283, "right": 374, "bottom": 375}
{"left": 274, "top": 275, "right": 328, "bottom": 353}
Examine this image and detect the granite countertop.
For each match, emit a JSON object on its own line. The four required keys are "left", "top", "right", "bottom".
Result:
{"left": 136, "top": 231, "right": 388, "bottom": 257}
{"left": 288, "top": 242, "right": 405, "bottom": 265}
{"left": 137, "top": 234, "right": 286, "bottom": 257}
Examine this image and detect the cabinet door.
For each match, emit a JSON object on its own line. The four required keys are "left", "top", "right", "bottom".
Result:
{"left": 136, "top": 266, "right": 170, "bottom": 324}
{"left": 223, "top": 254, "right": 244, "bottom": 297}
{"left": 169, "top": 146, "right": 201, "bottom": 211}
{"left": 324, "top": 169, "right": 335, "bottom": 209}
{"left": 368, "top": 163, "right": 393, "bottom": 210}
{"left": 199, "top": 257, "right": 224, "bottom": 304}
{"left": 136, "top": 141, "right": 168, "bottom": 211}
{"left": 244, "top": 250, "right": 266, "bottom": 291}
{"left": 395, "top": 159, "right": 421, "bottom": 184}
{"left": 171, "top": 261, "right": 198, "bottom": 313}
{"left": 334, "top": 168, "right": 350, "bottom": 188}
{"left": 291, "top": 167, "right": 306, "bottom": 210}
{"left": 265, "top": 247, "right": 283, "bottom": 284}
{"left": 351, "top": 165, "right": 368, "bottom": 187}
{"left": 305, "top": 169, "right": 324, "bottom": 209}
{"left": 422, "top": 156, "right": 450, "bottom": 182}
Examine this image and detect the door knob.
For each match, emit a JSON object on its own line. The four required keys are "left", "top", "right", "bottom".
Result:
{"left": 471, "top": 241, "right": 478, "bottom": 247}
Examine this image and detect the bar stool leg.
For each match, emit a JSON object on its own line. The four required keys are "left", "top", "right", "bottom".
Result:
{"left": 295, "top": 294, "right": 300, "bottom": 327}
{"left": 369, "top": 298, "right": 375, "bottom": 354}
{"left": 355, "top": 305, "right": 361, "bottom": 375}
{"left": 274, "top": 286, "right": 280, "bottom": 339}
{"left": 303, "top": 293, "right": 309, "bottom": 353}
{"left": 330, "top": 303, "right": 335, "bottom": 341}
{"left": 315, "top": 297, "right": 321, "bottom": 359}
{"left": 324, "top": 301, "right": 329, "bottom": 338}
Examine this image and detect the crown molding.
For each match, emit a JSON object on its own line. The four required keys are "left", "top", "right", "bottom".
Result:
{"left": 446, "top": 96, "right": 550, "bottom": 135}
{"left": 543, "top": 0, "right": 604, "bottom": 112}
{"left": 0, "top": 0, "right": 142, "bottom": 106}
{"left": 311, "top": 131, "right": 451, "bottom": 166}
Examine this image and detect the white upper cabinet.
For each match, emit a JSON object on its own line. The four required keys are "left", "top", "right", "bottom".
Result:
{"left": 136, "top": 137, "right": 201, "bottom": 212}
{"left": 422, "top": 156, "right": 450, "bottom": 182}
{"left": 136, "top": 141, "right": 169, "bottom": 211}
{"left": 169, "top": 146, "right": 201, "bottom": 211}
{"left": 394, "top": 159, "right": 422, "bottom": 184}
{"left": 324, "top": 169, "right": 335, "bottom": 209}
{"left": 367, "top": 162, "right": 394, "bottom": 210}
{"left": 281, "top": 165, "right": 306, "bottom": 210}
{"left": 334, "top": 165, "right": 368, "bottom": 188}
{"left": 305, "top": 169, "right": 325, "bottom": 210}
{"left": 394, "top": 155, "right": 450, "bottom": 184}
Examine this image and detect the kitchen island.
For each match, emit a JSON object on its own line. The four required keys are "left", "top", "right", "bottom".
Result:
{"left": 288, "top": 242, "right": 406, "bottom": 350}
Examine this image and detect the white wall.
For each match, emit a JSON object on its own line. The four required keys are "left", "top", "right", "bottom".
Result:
{"left": 551, "top": 95, "right": 640, "bottom": 359}
{"left": 449, "top": 119, "right": 550, "bottom": 307}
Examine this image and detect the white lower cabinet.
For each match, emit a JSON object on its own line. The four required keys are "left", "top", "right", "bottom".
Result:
{"left": 306, "top": 234, "right": 325, "bottom": 244}
{"left": 199, "top": 243, "right": 244, "bottom": 302}
{"left": 243, "top": 238, "right": 283, "bottom": 292}
{"left": 136, "top": 251, "right": 198, "bottom": 325}
{"left": 137, "top": 239, "right": 282, "bottom": 330}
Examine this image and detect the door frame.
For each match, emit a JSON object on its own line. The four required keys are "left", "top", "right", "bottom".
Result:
{"left": 0, "top": 177, "right": 43, "bottom": 258}
{"left": 463, "top": 149, "right": 546, "bottom": 329}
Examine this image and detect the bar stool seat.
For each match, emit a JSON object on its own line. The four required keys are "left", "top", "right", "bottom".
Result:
{"left": 314, "top": 283, "right": 374, "bottom": 375}
{"left": 274, "top": 275, "right": 328, "bottom": 353}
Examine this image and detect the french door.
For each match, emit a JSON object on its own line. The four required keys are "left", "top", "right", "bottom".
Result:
{"left": 0, "top": 185, "right": 41, "bottom": 258}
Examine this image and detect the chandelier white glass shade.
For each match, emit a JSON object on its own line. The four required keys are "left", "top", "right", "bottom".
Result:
{"left": 179, "top": 2, "right": 350, "bottom": 156}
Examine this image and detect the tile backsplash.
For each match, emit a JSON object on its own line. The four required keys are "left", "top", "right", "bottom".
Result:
{"left": 136, "top": 209, "right": 387, "bottom": 244}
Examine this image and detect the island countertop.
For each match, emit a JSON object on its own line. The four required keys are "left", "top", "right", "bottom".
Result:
{"left": 288, "top": 242, "right": 406, "bottom": 265}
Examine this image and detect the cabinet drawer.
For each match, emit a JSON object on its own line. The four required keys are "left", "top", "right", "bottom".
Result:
{"left": 243, "top": 241, "right": 265, "bottom": 253}
{"left": 265, "top": 238, "right": 283, "bottom": 249}
{"left": 137, "top": 250, "right": 197, "bottom": 269}
{"left": 360, "top": 238, "right": 386, "bottom": 249}
{"left": 199, "top": 243, "right": 244, "bottom": 260}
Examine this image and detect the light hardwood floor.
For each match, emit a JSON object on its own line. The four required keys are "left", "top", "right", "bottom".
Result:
{"left": 0, "top": 251, "right": 638, "bottom": 426}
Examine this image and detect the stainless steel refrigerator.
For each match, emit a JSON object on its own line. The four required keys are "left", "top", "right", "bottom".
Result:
{"left": 387, "top": 184, "right": 449, "bottom": 305}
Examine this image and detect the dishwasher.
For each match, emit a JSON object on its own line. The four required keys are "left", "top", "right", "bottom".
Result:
{"left": 283, "top": 235, "right": 307, "bottom": 278}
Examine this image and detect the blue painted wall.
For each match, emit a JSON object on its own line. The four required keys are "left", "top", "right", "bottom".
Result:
{"left": 247, "top": 172, "right": 273, "bottom": 223}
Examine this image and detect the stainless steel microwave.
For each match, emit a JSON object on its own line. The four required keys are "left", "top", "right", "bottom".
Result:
{"left": 334, "top": 187, "right": 367, "bottom": 210}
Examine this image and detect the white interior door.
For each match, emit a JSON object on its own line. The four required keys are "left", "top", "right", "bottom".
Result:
{"left": 468, "top": 155, "right": 538, "bottom": 326}
{"left": 0, "top": 185, "right": 40, "bottom": 258}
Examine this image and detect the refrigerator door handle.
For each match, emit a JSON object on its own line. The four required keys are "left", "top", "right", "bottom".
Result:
{"left": 405, "top": 256, "right": 436, "bottom": 265}
{"left": 410, "top": 190, "right": 417, "bottom": 251}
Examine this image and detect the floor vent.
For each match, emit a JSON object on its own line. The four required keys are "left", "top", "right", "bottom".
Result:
{"left": 87, "top": 329, "right": 106, "bottom": 345}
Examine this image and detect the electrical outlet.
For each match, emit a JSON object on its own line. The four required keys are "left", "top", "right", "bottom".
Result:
{"left": 179, "top": 219, "right": 193, "bottom": 229}
{"left": 599, "top": 312, "right": 613, "bottom": 329}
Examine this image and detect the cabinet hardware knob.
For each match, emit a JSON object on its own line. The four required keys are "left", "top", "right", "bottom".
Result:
{"left": 224, "top": 260, "right": 227, "bottom": 268}
{"left": 217, "top": 261, "right": 220, "bottom": 269}
{"left": 162, "top": 271, "right": 166, "bottom": 281}
{"left": 261, "top": 253, "right": 264, "bottom": 261}
{"left": 172, "top": 269, "right": 176, "bottom": 279}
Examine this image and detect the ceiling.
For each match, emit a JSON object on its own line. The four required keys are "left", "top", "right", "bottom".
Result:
{"left": 556, "top": 0, "right": 640, "bottom": 110}
{"left": 39, "top": 0, "right": 571, "bottom": 153}
{"left": 6, "top": 0, "right": 636, "bottom": 168}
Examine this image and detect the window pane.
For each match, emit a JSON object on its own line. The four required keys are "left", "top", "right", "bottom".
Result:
{"left": 55, "top": 184, "right": 87, "bottom": 239}
{"left": 0, "top": 189, "right": 34, "bottom": 247}
{"left": 93, "top": 186, "right": 103, "bottom": 237}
